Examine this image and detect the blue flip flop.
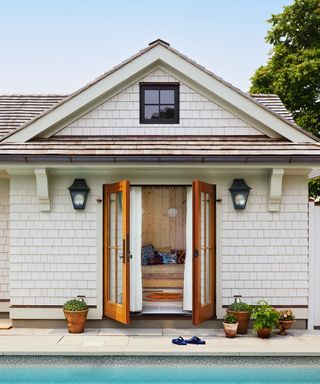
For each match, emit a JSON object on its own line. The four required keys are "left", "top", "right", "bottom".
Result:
{"left": 172, "top": 336, "right": 187, "bottom": 345}
{"left": 186, "top": 336, "right": 206, "bottom": 345}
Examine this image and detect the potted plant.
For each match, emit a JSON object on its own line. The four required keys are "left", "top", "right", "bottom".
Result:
{"left": 223, "top": 314, "right": 239, "bottom": 338}
{"left": 63, "top": 298, "right": 89, "bottom": 333}
{"left": 251, "top": 300, "right": 279, "bottom": 339}
{"left": 278, "top": 309, "right": 295, "bottom": 336}
{"left": 227, "top": 301, "right": 252, "bottom": 334}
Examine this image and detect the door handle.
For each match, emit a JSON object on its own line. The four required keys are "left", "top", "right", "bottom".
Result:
{"left": 122, "top": 237, "right": 131, "bottom": 262}
{"left": 126, "top": 234, "right": 131, "bottom": 262}
{"left": 122, "top": 238, "right": 126, "bottom": 263}
{"left": 194, "top": 249, "right": 199, "bottom": 258}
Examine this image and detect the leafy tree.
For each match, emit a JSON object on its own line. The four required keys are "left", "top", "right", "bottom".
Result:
{"left": 309, "top": 177, "right": 320, "bottom": 200}
{"left": 250, "top": 0, "right": 320, "bottom": 137}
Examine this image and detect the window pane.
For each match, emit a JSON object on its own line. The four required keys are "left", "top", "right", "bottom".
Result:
{"left": 160, "top": 90, "right": 174, "bottom": 104}
{"left": 145, "top": 105, "right": 159, "bottom": 119}
{"left": 160, "top": 105, "right": 175, "bottom": 119}
{"left": 145, "top": 90, "right": 159, "bottom": 104}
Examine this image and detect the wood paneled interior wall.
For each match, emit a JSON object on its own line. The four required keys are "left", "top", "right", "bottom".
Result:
{"left": 142, "top": 187, "right": 186, "bottom": 249}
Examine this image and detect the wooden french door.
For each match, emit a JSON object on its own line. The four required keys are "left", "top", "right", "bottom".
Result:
{"left": 192, "top": 180, "right": 216, "bottom": 325}
{"left": 103, "top": 180, "right": 130, "bottom": 324}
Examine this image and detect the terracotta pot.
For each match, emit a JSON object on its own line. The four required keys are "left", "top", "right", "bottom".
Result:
{"left": 257, "top": 327, "right": 272, "bottom": 339}
{"left": 223, "top": 322, "right": 239, "bottom": 338}
{"left": 278, "top": 320, "right": 295, "bottom": 336}
{"left": 64, "top": 309, "right": 88, "bottom": 333}
{"left": 227, "top": 310, "right": 250, "bottom": 334}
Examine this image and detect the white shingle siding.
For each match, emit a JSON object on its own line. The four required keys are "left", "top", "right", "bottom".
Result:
{"left": 221, "top": 175, "right": 309, "bottom": 307}
{"left": 55, "top": 69, "right": 262, "bottom": 137}
{"left": 9, "top": 176, "right": 98, "bottom": 306}
{"left": 0, "top": 180, "right": 9, "bottom": 300}
{"left": 7, "top": 173, "right": 309, "bottom": 312}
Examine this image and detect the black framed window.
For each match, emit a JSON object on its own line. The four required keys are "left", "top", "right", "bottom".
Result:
{"left": 140, "top": 83, "right": 179, "bottom": 124}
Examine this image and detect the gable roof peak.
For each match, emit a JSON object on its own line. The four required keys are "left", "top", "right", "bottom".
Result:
{"left": 1, "top": 40, "right": 317, "bottom": 144}
{"left": 148, "top": 38, "right": 170, "bottom": 47}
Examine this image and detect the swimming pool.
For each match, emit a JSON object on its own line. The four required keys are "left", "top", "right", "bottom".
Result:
{"left": 0, "top": 356, "right": 319, "bottom": 384}
{"left": 0, "top": 367, "right": 320, "bottom": 383}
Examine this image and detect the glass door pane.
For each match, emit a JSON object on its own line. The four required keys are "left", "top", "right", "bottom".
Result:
{"left": 193, "top": 180, "right": 215, "bottom": 325}
{"left": 200, "top": 192, "right": 211, "bottom": 305}
{"left": 108, "top": 191, "right": 123, "bottom": 305}
{"left": 103, "top": 181, "right": 130, "bottom": 325}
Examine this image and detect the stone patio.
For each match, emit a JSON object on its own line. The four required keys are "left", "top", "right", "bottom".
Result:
{"left": 0, "top": 328, "right": 320, "bottom": 356}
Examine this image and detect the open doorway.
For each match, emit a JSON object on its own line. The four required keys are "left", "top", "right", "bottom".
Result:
{"left": 141, "top": 186, "right": 188, "bottom": 314}
{"left": 103, "top": 180, "right": 215, "bottom": 325}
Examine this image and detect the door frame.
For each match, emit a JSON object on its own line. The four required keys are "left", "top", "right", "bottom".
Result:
{"left": 102, "top": 181, "right": 217, "bottom": 323}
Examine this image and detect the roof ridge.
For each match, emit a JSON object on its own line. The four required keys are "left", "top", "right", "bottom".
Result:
{"left": 148, "top": 38, "right": 170, "bottom": 46}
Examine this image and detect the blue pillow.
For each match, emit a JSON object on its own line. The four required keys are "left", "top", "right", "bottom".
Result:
{"left": 159, "top": 252, "right": 177, "bottom": 264}
{"left": 141, "top": 245, "right": 155, "bottom": 265}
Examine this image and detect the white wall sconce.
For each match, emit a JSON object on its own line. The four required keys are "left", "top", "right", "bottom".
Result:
{"left": 68, "top": 179, "right": 90, "bottom": 210}
{"left": 229, "top": 179, "right": 251, "bottom": 210}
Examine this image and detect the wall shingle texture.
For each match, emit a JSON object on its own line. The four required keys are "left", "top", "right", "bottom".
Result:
{"left": 8, "top": 174, "right": 309, "bottom": 310}
{"left": 221, "top": 175, "right": 309, "bottom": 307}
{"left": 9, "top": 176, "right": 98, "bottom": 306}
{"left": 55, "top": 69, "right": 262, "bottom": 136}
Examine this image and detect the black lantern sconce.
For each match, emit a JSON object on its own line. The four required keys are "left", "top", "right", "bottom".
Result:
{"left": 68, "top": 179, "right": 90, "bottom": 210}
{"left": 229, "top": 179, "right": 251, "bottom": 210}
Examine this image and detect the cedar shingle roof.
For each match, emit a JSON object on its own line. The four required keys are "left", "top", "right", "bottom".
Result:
{"left": 0, "top": 94, "right": 296, "bottom": 139}
{"left": 0, "top": 95, "right": 66, "bottom": 138}
{"left": 251, "top": 94, "right": 295, "bottom": 124}
{"left": 0, "top": 136, "right": 319, "bottom": 163}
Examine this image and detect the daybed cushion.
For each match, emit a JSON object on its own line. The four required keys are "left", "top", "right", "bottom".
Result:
{"left": 141, "top": 245, "right": 185, "bottom": 265}
{"left": 142, "top": 264, "right": 185, "bottom": 289}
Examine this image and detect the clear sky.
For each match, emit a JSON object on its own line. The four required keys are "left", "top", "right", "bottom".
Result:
{"left": 0, "top": 0, "right": 293, "bottom": 94}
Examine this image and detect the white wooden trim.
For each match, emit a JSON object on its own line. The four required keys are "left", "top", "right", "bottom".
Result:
{"left": 47, "top": 63, "right": 279, "bottom": 140}
{"left": 34, "top": 168, "right": 50, "bottom": 211}
{"left": 268, "top": 169, "right": 284, "bottom": 212}
{"left": 310, "top": 203, "right": 320, "bottom": 327}
{"left": 3, "top": 44, "right": 316, "bottom": 144}
{"left": 96, "top": 186, "right": 103, "bottom": 321}
{"left": 215, "top": 182, "right": 223, "bottom": 319}
{"left": 309, "top": 202, "right": 315, "bottom": 329}
{"left": 1, "top": 164, "right": 315, "bottom": 176}
{"left": 160, "top": 63, "right": 280, "bottom": 139}
{"left": 157, "top": 47, "right": 315, "bottom": 143}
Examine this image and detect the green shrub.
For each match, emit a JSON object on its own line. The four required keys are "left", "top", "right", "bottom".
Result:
{"left": 251, "top": 300, "right": 279, "bottom": 330}
{"left": 63, "top": 299, "right": 88, "bottom": 312}
{"left": 229, "top": 301, "right": 252, "bottom": 313}
{"left": 224, "top": 314, "right": 237, "bottom": 324}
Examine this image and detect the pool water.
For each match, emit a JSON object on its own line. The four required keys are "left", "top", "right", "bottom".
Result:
{"left": 0, "top": 367, "right": 320, "bottom": 384}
